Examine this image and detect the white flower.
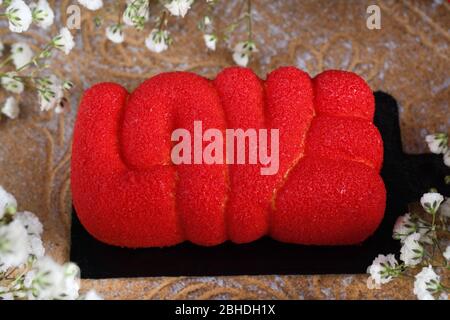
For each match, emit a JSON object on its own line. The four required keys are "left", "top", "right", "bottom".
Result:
{"left": 106, "top": 24, "right": 124, "bottom": 44}
{"left": 62, "top": 262, "right": 81, "bottom": 299}
{"left": 400, "top": 232, "right": 423, "bottom": 266}
{"left": 30, "top": 0, "right": 54, "bottom": 29}
{"left": 414, "top": 265, "right": 441, "bottom": 300}
{"left": 233, "top": 41, "right": 258, "bottom": 54}
{"left": 203, "top": 16, "right": 211, "bottom": 26}
{"left": 123, "top": 0, "right": 149, "bottom": 29}
{"left": 232, "top": 41, "right": 257, "bottom": 67}
{"left": 0, "top": 220, "right": 29, "bottom": 272}
{"left": 0, "top": 186, "right": 17, "bottom": 220}
{"left": 203, "top": 34, "right": 217, "bottom": 51}
{"left": 24, "top": 257, "right": 80, "bottom": 300}
{"left": 439, "top": 198, "right": 450, "bottom": 218}
{"left": 0, "top": 286, "right": 14, "bottom": 300}
{"left": 82, "top": 290, "right": 103, "bottom": 300}
{"left": 425, "top": 133, "right": 448, "bottom": 154}
{"left": 1, "top": 96, "right": 20, "bottom": 120}
{"left": 78, "top": 0, "right": 103, "bottom": 11}
{"left": 1, "top": 73, "right": 24, "bottom": 94}
{"left": 392, "top": 213, "right": 416, "bottom": 242}
{"left": 420, "top": 192, "right": 444, "bottom": 214}
{"left": 165, "top": 0, "right": 193, "bottom": 18}
{"left": 15, "top": 211, "right": 43, "bottom": 236}
{"left": 438, "top": 292, "right": 449, "bottom": 300}
{"left": 28, "top": 235, "right": 45, "bottom": 258}
{"left": 15, "top": 211, "right": 45, "bottom": 258}
{"left": 444, "top": 150, "right": 450, "bottom": 167}
{"left": 11, "top": 42, "right": 33, "bottom": 69}
{"left": 0, "top": 41, "right": 4, "bottom": 57}
{"left": 367, "top": 254, "right": 399, "bottom": 285}
{"left": 62, "top": 80, "right": 74, "bottom": 91}
{"left": 145, "top": 29, "right": 170, "bottom": 53}
{"left": 5, "top": 0, "right": 33, "bottom": 33}
{"left": 37, "top": 75, "right": 65, "bottom": 111}
{"left": 443, "top": 245, "right": 450, "bottom": 261}
{"left": 52, "top": 28, "right": 75, "bottom": 55}
{"left": 54, "top": 97, "right": 68, "bottom": 114}
{"left": 232, "top": 51, "right": 248, "bottom": 67}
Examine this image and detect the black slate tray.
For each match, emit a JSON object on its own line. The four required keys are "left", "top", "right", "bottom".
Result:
{"left": 70, "top": 92, "right": 450, "bottom": 279}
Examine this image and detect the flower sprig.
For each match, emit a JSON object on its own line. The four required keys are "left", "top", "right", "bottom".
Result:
{"left": 0, "top": 185, "right": 101, "bottom": 300}
{"left": 85, "top": 0, "right": 258, "bottom": 66}
{"left": 0, "top": 1, "right": 75, "bottom": 119}
{"left": 367, "top": 134, "right": 450, "bottom": 300}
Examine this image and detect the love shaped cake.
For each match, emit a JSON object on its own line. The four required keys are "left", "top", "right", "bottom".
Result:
{"left": 71, "top": 67, "right": 386, "bottom": 248}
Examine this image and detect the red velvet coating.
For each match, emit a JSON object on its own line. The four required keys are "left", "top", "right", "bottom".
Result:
{"left": 71, "top": 67, "right": 386, "bottom": 248}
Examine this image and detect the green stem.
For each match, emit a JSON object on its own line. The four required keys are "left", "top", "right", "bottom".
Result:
{"left": 0, "top": 55, "right": 13, "bottom": 69}
{"left": 16, "top": 43, "right": 54, "bottom": 73}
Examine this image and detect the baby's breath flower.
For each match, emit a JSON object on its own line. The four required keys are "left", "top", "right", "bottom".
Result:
{"left": 1, "top": 72, "right": 24, "bottom": 94}
{"left": 30, "top": 0, "right": 54, "bottom": 29}
{"left": 15, "top": 211, "right": 43, "bottom": 236}
{"left": 54, "top": 97, "right": 69, "bottom": 114}
{"left": 367, "top": 254, "right": 400, "bottom": 285}
{"left": 203, "top": 16, "right": 211, "bottom": 26}
{"left": 439, "top": 198, "right": 450, "bottom": 218}
{"left": 5, "top": 0, "right": 32, "bottom": 33}
{"left": 444, "top": 150, "right": 450, "bottom": 167}
{"left": 420, "top": 192, "right": 444, "bottom": 215}
{"left": 1, "top": 96, "right": 20, "bottom": 119}
{"left": 27, "top": 234, "right": 44, "bottom": 258}
{"left": 145, "top": 29, "right": 171, "bottom": 53}
{"left": 203, "top": 34, "right": 217, "bottom": 51}
{"left": 0, "top": 185, "right": 17, "bottom": 219}
{"left": 123, "top": 0, "right": 149, "bottom": 30}
{"left": 106, "top": 24, "right": 125, "bottom": 44}
{"left": 232, "top": 52, "right": 248, "bottom": 67}
{"left": 24, "top": 257, "right": 80, "bottom": 300}
{"left": 52, "top": 27, "right": 75, "bottom": 55}
{"left": 37, "top": 75, "right": 64, "bottom": 111}
{"left": 232, "top": 41, "right": 257, "bottom": 67}
{"left": 442, "top": 245, "right": 450, "bottom": 262}
{"left": 393, "top": 213, "right": 416, "bottom": 242}
{"left": 414, "top": 265, "right": 442, "bottom": 300}
{"left": 165, "top": 0, "right": 193, "bottom": 18}
{"left": 0, "top": 220, "right": 29, "bottom": 272}
{"left": 62, "top": 80, "right": 74, "bottom": 91}
{"left": 11, "top": 42, "right": 33, "bottom": 69}
{"left": 400, "top": 232, "right": 423, "bottom": 266}
{"left": 415, "top": 218, "right": 434, "bottom": 245}
{"left": 439, "top": 292, "right": 449, "bottom": 300}
{"left": 425, "top": 133, "right": 448, "bottom": 154}
{"left": 0, "top": 287, "right": 14, "bottom": 300}
{"left": 78, "top": 0, "right": 103, "bottom": 11}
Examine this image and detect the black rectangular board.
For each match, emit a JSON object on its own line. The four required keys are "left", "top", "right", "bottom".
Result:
{"left": 70, "top": 92, "right": 450, "bottom": 279}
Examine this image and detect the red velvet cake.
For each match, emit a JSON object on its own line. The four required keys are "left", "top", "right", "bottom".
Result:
{"left": 71, "top": 67, "right": 386, "bottom": 248}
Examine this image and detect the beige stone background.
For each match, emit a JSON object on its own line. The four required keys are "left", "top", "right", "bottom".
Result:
{"left": 0, "top": 0, "right": 449, "bottom": 299}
